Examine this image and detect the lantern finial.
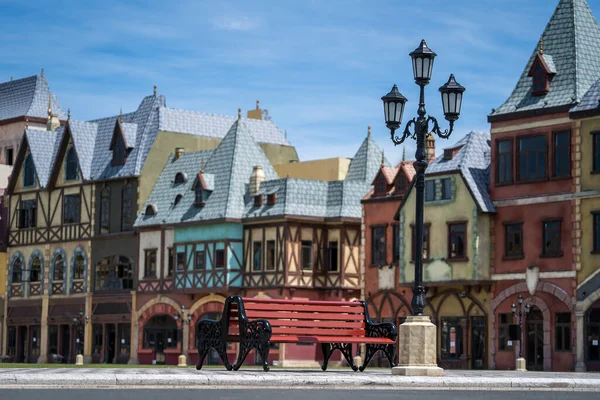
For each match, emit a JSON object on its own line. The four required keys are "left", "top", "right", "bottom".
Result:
{"left": 381, "top": 151, "right": 385, "bottom": 168}
{"left": 154, "top": 84, "right": 157, "bottom": 95}
{"left": 539, "top": 35, "right": 543, "bottom": 55}
{"left": 402, "top": 146, "right": 406, "bottom": 162}
{"left": 238, "top": 108, "right": 242, "bottom": 120}
{"left": 201, "top": 158, "right": 205, "bottom": 174}
{"left": 67, "top": 108, "right": 71, "bottom": 120}
{"left": 256, "top": 100, "right": 260, "bottom": 110}
{"left": 367, "top": 125, "right": 371, "bottom": 137}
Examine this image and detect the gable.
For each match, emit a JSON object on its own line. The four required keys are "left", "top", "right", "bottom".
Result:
{"left": 48, "top": 126, "right": 83, "bottom": 188}
{"left": 8, "top": 139, "right": 39, "bottom": 194}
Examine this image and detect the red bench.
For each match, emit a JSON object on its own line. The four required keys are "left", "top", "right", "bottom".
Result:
{"left": 195, "top": 296, "right": 397, "bottom": 372}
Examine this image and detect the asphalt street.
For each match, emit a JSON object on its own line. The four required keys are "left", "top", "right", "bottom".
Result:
{"left": 1, "top": 390, "right": 600, "bottom": 400}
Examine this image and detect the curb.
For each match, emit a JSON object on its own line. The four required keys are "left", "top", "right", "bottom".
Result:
{"left": 1, "top": 373, "right": 600, "bottom": 390}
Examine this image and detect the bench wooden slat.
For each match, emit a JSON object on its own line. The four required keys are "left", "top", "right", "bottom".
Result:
{"left": 241, "top": 297, "right": 362, "bottom": 307}
{"left": 230, "top": 320, "right": 365, "bottom": 329}
{"left": 271, "top": 327, "right": 366, "bottom": 336}
{"left": 233, "top": 310, "right": 366, "bottom": 321}
{"left": 241, "top": 303, "right": 364, "bottom": 314}
{"left": 226, "top": 334, "right": 395, "bottom": 344}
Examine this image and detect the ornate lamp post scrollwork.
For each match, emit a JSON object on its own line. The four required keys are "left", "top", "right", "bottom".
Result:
{"left": 174, "top": 304, "right": 192, "bottom": 364}
{"left": 512, "top": 294, "right": 531, "bottom": 361}
{"left": 382, "top": 39, "right": 465, "bottom": 316}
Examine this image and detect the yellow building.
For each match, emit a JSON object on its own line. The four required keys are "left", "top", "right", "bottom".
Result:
{"left": 395, "top": 131, "right": 494, "bottom": 369}
{"left": 570, "top": 84, "right": 600, "bottom": 372}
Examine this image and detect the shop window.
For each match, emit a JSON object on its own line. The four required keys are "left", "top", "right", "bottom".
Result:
{"left": 266, "top": 240, "right": 275, "bottom": 271}
{"left": 448, "top": 223, "right": 467, "bottom": 260}
{"left": 518, "top": 135, "right": 546, "bottom": 182}
{"left": 440, "top": 318, "right": 463, "bottom": 360}
{"left": 555, "top": 312, "right": 571, "bottom": 352}
{"left": 498, "top": 313, "right": 514, "bottom": 351}
{"left": 496, "top": 139, "right": 513, "bottom": 185}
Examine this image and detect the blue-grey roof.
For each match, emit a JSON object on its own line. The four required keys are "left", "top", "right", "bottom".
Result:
{"left": 243, "top": 178, "right": 371, "bottom": 220}
{"left": 0, "top": 74, "right": 66, "bottom": 121}
{"left": 136, "top": 119, "right": 280, "bottom": 227}
{"left": 67, "top": 120, "right": 99, "bottom": 181}
{"left": 23, "top": 128, "right": 62, "bottom": 188}
{"left": 345, "top": 135, "right": 391, "bottom": 182}
{"left": 426, "top": 131, "right": 495, "bottom": 213}
{"left": 490, "top": 0, "right": 600, "bottom": 117}
{"left": 159, "top": 107, "right": 292, "bottom": 146}
{"left": 120, "top": 122, "right": 138, "bottom": 148}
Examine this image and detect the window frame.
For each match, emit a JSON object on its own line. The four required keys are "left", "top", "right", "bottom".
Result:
{"left": 555, "top": 312, "right": 572, "bottom": 352}
{"left": 593, "top": 212, "right": 600, "bottom": 254}
{"left": 23, "top": 154, "right": 36, "bottom": 188}
{"left": 375, "top": 174, "right": 387, "bottom": 196}
{"left": 100, "top": 187, "right": 110, "bottom": 234}
{"left": 552, "top": 131, "right": 570, "bottom": 179}
{"left": 447, "top": 221, "right": 468, "bottom": 261}
{"left": 425, "top": 180, "right": 436, "bottom": 202}
{"left": 266, "top": 240, "right": 276, "bottom": 271}
{"left": 517, "top": 134, "right": 547, "bottom": 183}
{"left": 301, "top": 240, "right": 313, "bottom": 271}
{"left": 440, "top": 178, "right": 451, "bottom": 200}
{"left": 496, "top": 138, "right": 513, "bottom": 185}
{"left": 121, "top": 184, "right": 133, "bottom": 232}
{"left": 63, "top": 193, "right": 81, "bottom": 225}
{"left": 411, "top": 223, "right": 431, "bottom": 262}
{"left": 65, "top": 146, "right": 79, "bottom": 181}
{"left": 215, "top": 249, "right": 226, "bottom": 269}
{"left": 392, "top": 224, "right": 400, "bottom": 264}
{"left": 176, "top": 251, "right": 186, "bottom": 272}
{"left": 11, "top": 258, "right": 22, "bottom": 283}
{"left": 167, "top": 247, "right": 174, "bottom": 277}
{"left": 504, "top": 222, "right": 524, "bottom": 259}
{"left": 19, "top": 199, "right": 37, "bottom": 229}
{"left": 253, "top": 241, "right": 262, "bottom": 272}
{"left": 592, "top": 131, "right": 600, "bottom": 174}
{"left": 195, "top": 249, "right": 205, "bottom": 271}
{"left": 144, "top": 249, "right": 157, "bottom": 278}
{"left": 328, "top": 241, "right": 339, "bottom": 272}
{"left": 371, "top": 226, "right": 386, "bottom": 266}
{"left": 541, "top": 218, "right": 562, "bottom": 258}
{"left": 498, "top": 313, "right": 514, "bottom": 352}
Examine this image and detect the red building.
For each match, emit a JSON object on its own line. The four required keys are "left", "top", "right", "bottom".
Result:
{"left": 487, "top": 0, "right": 600, "bottom": 371}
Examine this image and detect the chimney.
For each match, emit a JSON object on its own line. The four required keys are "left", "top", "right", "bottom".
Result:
{"left": 174, "top": 147, "right": 185, "bottom": 161}
{"left": 247, "top": 100, "right": 263, "bottom": 120}
{"left": 425, "top": 133, "right": 436, "bottom": 163}
{"left": 249, "top": 165, "right": 265, "bottom": 195}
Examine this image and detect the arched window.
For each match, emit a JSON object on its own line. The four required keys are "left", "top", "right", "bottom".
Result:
{"left": 121, "top": 184, "right": 133, "bottom": 231}
{"left": 174, "top": 173, "right": 186, "bottom": 184}
{"left": 65, "top": 146, "right": 79, "bottom": 181}
{"left": 73, "top": 254, "right": 85, "bottom": 280}
{"left": 100, "top": 187, "right": 110, "bottom": 233}
{"left": 174, "top": 194, "right": 183, "bottom": 207}
{"left": 71, "top": 249, "right": 87, "bottom": 294}
{"left": 30, "top": 256, "right": 41, "bottom": 282}
{"left": 375, "top": 174, "right": 387, "bottom": 196}
{"left": 11, "top": 257, "right": 22, "bottom": 283}
{"left": 95, "top": 255, "right": 133, "bottom": 291}
{"left": 53, "top": 254, "right": 65, "bottom": 281}
{"left": 23, "top": 154, "right": 36, "bottom": 187}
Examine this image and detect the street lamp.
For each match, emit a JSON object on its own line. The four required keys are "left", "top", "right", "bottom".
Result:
{"left": 511, "top": 294, "right": 531, "bottom": 359}
{"left": 73, "top": 309, "right": 89, "bottom": 357}
{"left": 174, "top": 305, "right": 192, "bottom": 367}
{"left": 382, "top": 39, "right": 465, "bottom": 316}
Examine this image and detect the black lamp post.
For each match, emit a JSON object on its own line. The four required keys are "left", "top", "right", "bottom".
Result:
{"left": 511, "top": 294, "right": 531, "bottom": 358}
{"left": 73, "top": 309, "right": 89, "bottom": 356}
{"left": 174, "top": 305, "right": 192, "bottom": 350}
{"left": 382, "top": 39, "right": 465, "bottom": 316}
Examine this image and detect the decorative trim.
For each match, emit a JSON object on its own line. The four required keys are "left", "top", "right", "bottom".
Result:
{"left": 70, "top": 246, "right": 88, "bottom": 293}
{"left": 492, "top": 270, "right": 576, "bottom": 281}
{"left": 8, "top": 251, "right": 25, "bottom": 297}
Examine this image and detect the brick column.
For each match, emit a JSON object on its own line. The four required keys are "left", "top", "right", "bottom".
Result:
{"left": 575, "top": 310, "right": 587, "bottom": 372}
{"left": 38, "top": 295, "right": 49, "bottom": 363}
{"left": 128, "top": 291, "right": 138, "bottom": 364}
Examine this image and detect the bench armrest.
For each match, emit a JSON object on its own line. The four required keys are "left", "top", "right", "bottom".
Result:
{"left": 365, "top": 321, "right": 397, "bottom": 341}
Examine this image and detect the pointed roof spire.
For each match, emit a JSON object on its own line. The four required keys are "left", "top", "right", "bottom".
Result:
{"left": 237, "top": 107, "right": 242, "bottom": 120}
{"left": 201, "top": 158, "right": 205, "bottom": 174}
{"left": 40, "top": 68, "right": 44, "bottom": 76}
{"left": 256, "top": 100, "right": 260, "bottom": 110}
{"left": 47, "top": 94, "right": 52, "bottom": 118}
{"left": 119, "top": 108, "right": 123, "bottom": 123}
{"left": 67, "top": 108, "right": 71, "bottom": 120}
{"left": 381, "top": 150, "right": 385, "bottom": 168}
{"left": 368, "top": 125, "right": 371, "bottom": 137}
{"left": 538, "top": 35, "right": 544, "bottom": 55}
{"left": 402, "top": 146, "right": 406, "bottom": 161}
{"left": 154, "top": 84, "right": 157, "bottom": 96}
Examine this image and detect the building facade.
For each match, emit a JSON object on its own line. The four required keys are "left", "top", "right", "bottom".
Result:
{"left": 486, "top": 0, "right": 600, "bottom": 372}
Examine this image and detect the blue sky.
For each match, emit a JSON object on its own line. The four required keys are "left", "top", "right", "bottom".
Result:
{"left": 0, "top": 0, "right": 590, "bottom": 164}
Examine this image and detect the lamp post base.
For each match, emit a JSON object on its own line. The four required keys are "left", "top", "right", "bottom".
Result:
{"left": 515, "top": 357, "right": 527, "bottom": 372}
{"left": 75, "top": 354, "right": 84, "bottom": 366}
{"left": 178, "top": 354, "right": 187, "bottom": 367}
{"left": 391, "top": 315, "right": 443, "bottom": 376}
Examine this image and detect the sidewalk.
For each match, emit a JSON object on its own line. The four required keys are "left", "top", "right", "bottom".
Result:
{"left": 0, "top": 367, "right": 599, "bottom": 390}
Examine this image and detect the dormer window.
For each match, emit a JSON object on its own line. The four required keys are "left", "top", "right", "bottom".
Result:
{"left": 444, "top": 149, "right": 453, "bottom": 161}
{"left": 112, "top": 134, "right": 126, "bottom": 166}
{"left": 267, "top": 193, "right": 276, "bottom": 205}
{"left": 145, "top": 204, "right": 156, "bottom": 216}
{"left": 254, "top": 194, "right": 263, "bottom": 207}
{"left": 23, "top": 154, "right": 36, "bottom": 188}
{"left": 174, "top": 172, "right": 186, "bottom": 184}
{"left": 174, "top": 194, "right": 183, "bottom": 207}
{"left": 375, "top": 174, "right": 387, "bottom": 196}
{"left": 65, "top": 146, "right": 79, "bottom": 181}
{"left": 528, "top": 49, "right": 555, "bottom": 97}
{"left": 395, "top": 175, "right": 406, "bottom": 192}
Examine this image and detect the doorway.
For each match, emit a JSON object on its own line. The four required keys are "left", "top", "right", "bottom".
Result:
{"left": 526, "top": 306, "right": 544, "bottom": 371}
{"left": 143, "top": 315, "right": 177, "bottom": 364}
{"left": 470, "top": 316, "right": 486, "bottom": 369}
{"left": 61, "top": 324, "right": 71, "bottom": 364}
{"left": 17, "top": 326, "right": 27, "bottom": 363}
{"left": 106, "top": 325, "right": 116, "bottom": 364}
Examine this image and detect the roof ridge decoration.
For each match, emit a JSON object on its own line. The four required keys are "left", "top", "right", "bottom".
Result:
{"left": 489, "top": 0, "right": 600, "bottom": 120}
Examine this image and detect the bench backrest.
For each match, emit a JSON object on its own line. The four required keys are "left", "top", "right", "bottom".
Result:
{"left": 228, "top": 297, "right": 368, "bottom": 339}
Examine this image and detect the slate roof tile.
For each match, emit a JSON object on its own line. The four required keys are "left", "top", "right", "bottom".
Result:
{"left": 490, "top": 0, "right": 600, "bottom": 117}
{"left": 345, "top": 135, "right": 391, "bottom": 182}
{"left": 24, "top": 128, "right": 62, "bottom": 188}
{"left": 0, "top": 74, "right": 66, "bottom": 121}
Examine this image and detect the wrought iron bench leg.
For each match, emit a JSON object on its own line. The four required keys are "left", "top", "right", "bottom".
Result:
{"left": 232, "top": 320, "right": 271, "bottom": 371}
{"left": 321, "top": 343, "right": 358, "bottom": 372}
{"left": 359, "top": 343, "right": 397, "bottom": 372}
{"left": 196, "top": 320, "right": 231, "bottom": 371}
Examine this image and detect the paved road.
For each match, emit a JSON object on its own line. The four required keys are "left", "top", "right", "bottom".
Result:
{"left": 1, "top": 390, "right": 600, "bottom": 400}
